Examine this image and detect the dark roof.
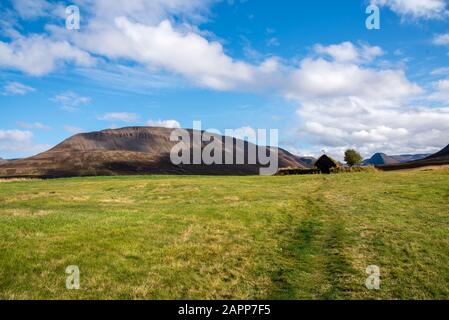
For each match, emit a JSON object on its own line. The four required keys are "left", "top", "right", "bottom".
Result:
{"left": 315, "top": 155, "right": 339, "bottom": 171}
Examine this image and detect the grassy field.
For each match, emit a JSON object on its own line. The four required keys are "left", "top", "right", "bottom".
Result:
{"left": 0, "top": 169, "right": 448, "bottom": 300}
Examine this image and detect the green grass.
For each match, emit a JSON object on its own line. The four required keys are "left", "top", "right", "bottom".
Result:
{"left": 0, "top": 169, "right": 448, "bottom": 300}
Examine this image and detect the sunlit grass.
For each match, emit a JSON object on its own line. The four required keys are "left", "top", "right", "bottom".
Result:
{"left": 0, "top": 169, "right": 448, "bottom": 299}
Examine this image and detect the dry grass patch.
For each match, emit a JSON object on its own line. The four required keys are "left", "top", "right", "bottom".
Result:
{"left": 0, "top": 170, "right": 448, "bottom": 299}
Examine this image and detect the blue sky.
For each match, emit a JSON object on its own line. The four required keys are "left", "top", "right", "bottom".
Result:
{"left": 1, "top": 0, "right": 449, "bottom": 159}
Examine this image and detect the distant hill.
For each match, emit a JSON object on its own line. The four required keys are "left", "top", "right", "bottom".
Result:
{"left": 296, "top": 156, "right": 317, "bottom": 167}
{"left": 363, "top": 153, "right": 429, "bottom": 166}
{"left": 0, "top": 158, "right": 7, "bottom": 165}
{"left": 390, "top": 154, "right": 429, "bottom": 163}
{"left": 363, "top": 153, "right": 400, "bottom": 166}
{"left": 277, "top": 150, "right": 316, "bottom": 168}
{"left": 379, "top": 144, "right": 449, "bottom": 171}
{"left": 424, "top": 144, "right": 449, "bottom": 160}
{"left": 0, "top": 127, "right": 309, "bottom": 178}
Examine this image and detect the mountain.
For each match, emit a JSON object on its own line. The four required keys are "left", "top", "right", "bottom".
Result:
{"left": 0, "top": 127, "right": 308, "bottom": 178}
{"left": 0, "top": 158, "right": 7, "bottom": 165}
{"left": 380, "top": 144, "right": 449, "bottom": 171}
{"left": 390, "top": 154, "right": 429, "bottom": 163}
{"left": 275, "top": 149, "right": 316, "bottom": 168}
{"left": 296, "top": 156, "right": 317, "bottom": 168}
{"left": 363, "top": 153, "right": 400, "bottom": 166}
{"left": 424, "top": 144, "right": 449, "bottom": 160}
{"left": 363, "top": 153, "right": 430, "bottom": 166}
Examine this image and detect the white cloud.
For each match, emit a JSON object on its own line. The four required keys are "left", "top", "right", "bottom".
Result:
{"left": 430, "top": 78, "right": 449, "bottom": 101}
{"left": 282, "top": 41, "right": 449, "bottom": 158}
{"left": 17, "top": 121, "right": 51, "bottom": 130}
{"left": 284, "top": 42, "right": 419, "bottom": 104}
{"left": 314, "top": 42, "right": 384, "bottom": 64}
{"left": 314, "top": 42, "right": 359, "bottom": 63}
{"left": 297, "top": 96, "right": 449, "bottom": 158}
{"left": 436, "top": 78, "right": 449, "bottom": 90}
{"left": 111, "top": 18, "right": 257, "bottom": 90}
{"left": 51, "top": 91, "right": 91, "bottom": 112}
{"left": 2, "top": 81, "right": 35, "bottom": 95}
{"left": 0, "top": 129, "right": 49, "bottom": 154}
{"left": 98, "top": 112, "right": 140, "bottom": 123}
{"left": 55, "top": 0, "right": 218, "bottom": 81}
{"left": 146, "top": 119, "right": 181, "bottom": 128}
{"left": 0, "top": 1, "right": 297, "bottom": 94}
{"left": 73, "top": 0, "right": 213, "bottom": 25}
{"left": 11, "top": 0, "right": 52, "bottom": 19}
{"left": 433, "top": 33, "right": 449, "bottom": 45}
{"left": 0, "top": 129, "right": 32, "bottom": 142}
{"left": 372, "top": 0, "right": 448, "bottom": 20}
{"left": 285, "top": 58, "right": 421, "bottom": 102}
{"left": 63, "top": 125, "right": 85, "bottom": 134}
{"left": 0, "top": 35, "right": 94, "bottom": 76}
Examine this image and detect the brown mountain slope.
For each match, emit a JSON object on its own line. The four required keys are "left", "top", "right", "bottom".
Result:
{"left": 380, "top": 144, "right": 449, "bottom": 171}
{"left": 424, "top": 144, "right": 449, "bottom": 160}
{"left": 0, "top": 127, "right": 308, "bottom": 178}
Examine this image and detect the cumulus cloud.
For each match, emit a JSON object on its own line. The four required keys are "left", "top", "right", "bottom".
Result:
{"left": 372, "top": 0, "right": 448, "bottom": 20}
{"left": 297, "top": 96, "right": 449, "bottom": 158}
{"left": 284, "top": 43, "right": 418, "bottom": 110}
{"left": 0, "top": 1, "right": 352, "bottom": 96}
{"left": 430, "top": 78, "right": 449, "bottom": 101}
{"left": 433, "top": 33, "right": 449, "bottom": 45}
{"left": 0, "top": 129, "right": 49, "bottom": 154}
{"left": 38, "top": 2, "right": 280, "bottom": 92}
{"left": 146, "top": 119, "right": 181, "bottom": 128}
{"left": 51, "top": 91, "right": 91, "bottom": 112}
{"left": 2, "top": 2, "right": 278, "bottom": 91}
{"left": 0, "top": 35, "right": 94, "bottom": 76}
{"left": 2, "top": 81, "right": 35, "bottom": 95}
{"left": 111, "top": 18, "right": 258, "bottom": 90}
{"left": 98, "top": 112, "right": 140, "bottom": 123}
{"left": 284, "top": 41, "right": 449, "bottom": 158}
{"left": 284, "top": 58, "right": 421, "bottom": 102}
{"left": 314, "top": 42, "right": 384, "bottom": 64}
{"left": 0, "top": 129, "right": 32, "bottom": 142}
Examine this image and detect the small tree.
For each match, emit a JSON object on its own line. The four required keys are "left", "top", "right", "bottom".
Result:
{"left": 344, "top": 149, "right": 363, "bottom": 167}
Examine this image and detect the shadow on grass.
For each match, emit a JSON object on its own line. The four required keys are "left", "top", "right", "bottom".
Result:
{"left": 268, "top": 194, "right": 357, "bottom": 300}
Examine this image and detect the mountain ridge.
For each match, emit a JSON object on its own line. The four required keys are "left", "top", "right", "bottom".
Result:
{"left": 363, "top": 153, "right": 400, "bottom": 166}
{"left": 363, "top": 152, "right": 430, "bottom": 166}
{"left": 0, "top": 126, "right": 310, "bottom": 178}
{"left": 379, "top": 144, "right": 449, "bottom": 171}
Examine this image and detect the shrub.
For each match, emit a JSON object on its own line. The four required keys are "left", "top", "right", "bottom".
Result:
{"left": 344, "top": 149, "right": 363, "bottom": 167}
